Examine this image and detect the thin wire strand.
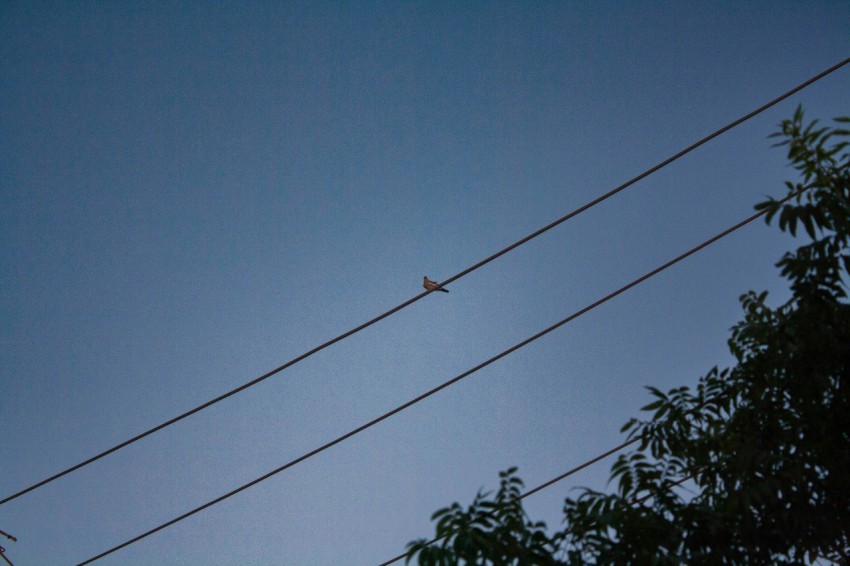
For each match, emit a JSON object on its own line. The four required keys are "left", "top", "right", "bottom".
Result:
{"left": 378, "top": 394, "right": 733, "bottom": 565}
{"left": 0, "top": 547, "right": 14, "bottom": 566}
{"left": 377, "top": 436, "right": 643, "bottom": 566}
{"left": 630, "top": 474, "right": 693, "bottom": 505}
{"left": 75, "top": 180, "right": 818, "bottom": 565}
{"left": 0, "top": 530, "right": 14, "bottom": 566}
{"left": 4, "top": 57, "right": 847, "bottom": 507}
{"left": 381, "top": 452, "right": 696, "bottom": 565}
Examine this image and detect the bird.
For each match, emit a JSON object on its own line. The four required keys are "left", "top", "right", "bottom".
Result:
{"left": 423, "top": 276, "right": 449, "bottom": 293}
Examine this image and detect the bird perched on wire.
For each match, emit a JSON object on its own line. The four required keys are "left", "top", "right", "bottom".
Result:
{"left": 423, "top": 276, "right": 449, "bottom": 293}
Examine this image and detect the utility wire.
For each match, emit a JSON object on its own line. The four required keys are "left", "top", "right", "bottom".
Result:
{"left": 630, "top": 474, "right": 694, "bottom": 505}
{"left": 0, "top": 529, "right": 15, "bottom": 566}
{"left": 380, "top": 452, "right": 695, "bottom": 565}
{"left": 378, "top": 395, "right": 730, "bottom": 565}
{"left": 75, "top": 178, "right": 820, "bottom": 565}
{"left": 377, "top": 436, "right": 642, "bottom": 566}
{"left": 3, "top": 56, "right": 847, "bottom": 508}
{"left": 381, "top": 476, "right": 694, "bottom": 566}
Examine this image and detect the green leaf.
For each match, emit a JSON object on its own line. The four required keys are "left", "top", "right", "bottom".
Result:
{"left": 795, "top": 209, "right": 814, "bottom": 239}
{"left": 621, "top": 418, "right": 638, "bottom": 433}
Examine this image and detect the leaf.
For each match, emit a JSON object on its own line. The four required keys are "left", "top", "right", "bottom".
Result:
{"left": 800, "top": 210, "right": 816, "bottom": 239}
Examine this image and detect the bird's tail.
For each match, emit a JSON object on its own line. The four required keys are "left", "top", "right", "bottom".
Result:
{"left": 438, "top": 288, "right": 449, "bottom": 293}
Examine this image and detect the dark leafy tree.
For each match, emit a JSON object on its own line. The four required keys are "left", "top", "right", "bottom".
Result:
{"left": 406, "top": 108, "right": 850, "bottom": 565}
{"left": 406, "top": 468, "right": 563, "bottom": 565}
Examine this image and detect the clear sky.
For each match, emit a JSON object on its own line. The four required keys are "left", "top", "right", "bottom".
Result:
{"left": 1, "top": 2, "right": 848, "bottom": 564}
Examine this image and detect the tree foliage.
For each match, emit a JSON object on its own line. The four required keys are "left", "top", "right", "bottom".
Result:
{"left": 406, "top": 468, "right": 563, "bottom": 565}
{"left": 406, "top": 108, "right": 850, "bottom": 565}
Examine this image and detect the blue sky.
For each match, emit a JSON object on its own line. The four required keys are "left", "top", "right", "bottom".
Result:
{"left": 1, "top": 2, "right": 848, "bottom": 564}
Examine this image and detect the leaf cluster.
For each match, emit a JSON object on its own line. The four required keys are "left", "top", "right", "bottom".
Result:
{"left": 406, "top": 468, "right": 564, "bottom": 565}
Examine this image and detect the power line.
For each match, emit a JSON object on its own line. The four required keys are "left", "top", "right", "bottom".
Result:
{"left": 378, "top": 395, "right": 731, "bottom": 565}
{"left": 3, "top": 57, "right": 847, "bottom": 508}
{"left": 383, "top": 469, "right": 699, "bottom": 565}
{"left": 74, "top": 179, "right": 818, "bottom": 564}
{"left": 0, "top": 547, "right": 13, "bottom": 566}
{"left": 381, "top": 461, "right": 696, "bottom": 565}
{"left": 376, "top": 436, "right": 643, "bottom": 565}
{"left": 0, "top": 529, "right": 16, "bottom": 566}
{"left": 630, "top": 474, "right": 693, "bottom": 506}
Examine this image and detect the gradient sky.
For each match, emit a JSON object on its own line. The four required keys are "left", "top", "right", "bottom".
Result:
{"left": 1, "top": 2, "right": 849, "bottom": 564}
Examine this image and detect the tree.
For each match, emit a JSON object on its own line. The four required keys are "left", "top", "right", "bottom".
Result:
{"left": 406, "top": 108, "right": 850, "bottom": 565}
